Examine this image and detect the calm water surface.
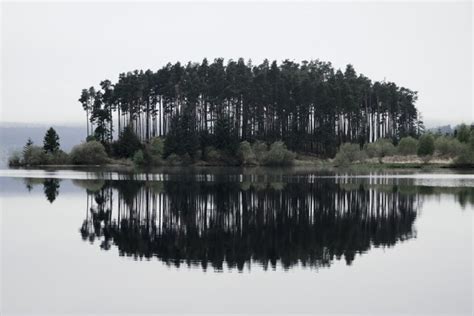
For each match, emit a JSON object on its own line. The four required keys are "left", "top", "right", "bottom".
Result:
{"left": 1, "top": 168, "right": 473, "bottom": 314}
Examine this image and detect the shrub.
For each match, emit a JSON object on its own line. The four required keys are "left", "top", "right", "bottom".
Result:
{"left": 149, "top": 137, "right": 165, "bottom": 157}
{"left": 135, "top": 146, "right": 162, "bottom": 167}
{"left": 10, "top": 143, "right": 69, "bottom": 166}
{"left": 456, "top": 124, "right": 470, "bottom": 143}
{"left": 397, "top": 137, "right": 418, "bottom": 156}
{"left": 435, "top": 136, "right": 463, "bottom": 157}
{"left": 23, "top": 145, "right": 49, "bottom": 165}
{"left": 417, "top": 134, "right": 435, "bottom": 157}
{"left": 166, "top": 153, "right": 182, "bottom": 166}
{"left": 263, "top": 141, "right": 295, "bottom": 166}
{"left": 363, "top": 143, "right": 378, "bottom": 158}
{"left": 363, "top": 139, "right": 396, "bottom": 160}
{"left": 49, "top": 150, "right": 70, "bottom": 164}
{"left": 194, "top": 149, "right": 203, "bottom": 161}
{"left": 377, "top": 139, "right": 396, "bottom": 157}
{"left": 453, "top": 132, "right": 474, "bottom": 166}
{"left": 133, "top": 150, "right": 145, "bottom": 166}
{"left": 252, "top": 141, "right": 268, "bottom": 163}
{"left": 238, "top": 141, "right": 257, "bottom": 165}
{"left": 453, "top": 145, "right": 474, "bottom": 166}
{"left": 70, "top": 141, "right": 108, "bottom": 165}
{"left": 334, "top": 143, "right": 364, "bottom": 166}
{"left": 339, "top": 143, "right": 362, "bottom": 161}
{"left": 204, "top": 146, "right": 222, "bottom": 162}
{"left": 8, "top": 151, "right": 22, "bottom": 167}
{"left": 181, "top": 153, "right": 193, "bottom": 165}
{"left": 334, "top": 152, "right": 350, "bottom": 167}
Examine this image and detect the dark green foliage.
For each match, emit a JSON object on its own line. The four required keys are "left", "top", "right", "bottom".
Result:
{"left": 164, "top": 111, "right": 199, "bottom": 159}
{"left": 364, "top": 139, "right": 396, "bottom": 160}
{"left": 80, "top": 58, "right": 422, "bottom": 158}
{"left": 43, "top": 127, "right": 60, "bottom": 153}
{"left": 163, "top": 116, "right": 180, "bottom": 157}
{"left": 86, "top": 135, "right": 97, "bottom": 142}
{"left": 203, "top": 146, "right": 221, "bottom": 162}
{"left": 434, "top": 136, "right": 462, "bottom": 157}
{"left": 252, "top": 141, "right": 269, "bottom": 162}
{"left": 50, "top": 150, "right": 70, "bottom": 165}
{"left": 9, "top": 137, "right": 69, "bottom": 166}
{"left": 456, "top": 124, "right": 471, "bottom": 143}
{"left": 213, "top": 116, "right": 238, "bottom": 153}
{"left": 238, "top": 141, "right": 257, "bottom": 165}
{"left": 397, "top": 137, "right": 418, "bottom": 156}
{"left": 70, "top": 141, "right": 108, "bottom": 165}
{"left": 133, "top": 150, "right": 146, "bottom": 166}
{"left": 133, "top": 147, "right": 159, "bottom": 167}
{"left": 454, "top": 146, "right": 474, "bottom": 166}
{"left": 113, "top": 125, "right": 142, "bottom": 158}
{"left": 149, "top": 137, "right": 165, "bottom": 157}
{"left": 454, "top": 131, "right": 474, "bottom": 166}
{"left": 43, "top": 179, "right": 60, "bottom": 203}
{"left": 9, "top": 138, "right": 35, "bottom": 166}
{"left": 263, "top": 141, "right": 295, "bottom": 166}
{"left": 23, "top": 145, "right": 49, "bottom": 165}
{"left": 417, "top": 134, "right": 435, "bottom": 157}
{"left": 335, "top": 143, "right": 365, "bottom": 166}
{"left": 166, "top": 153, "right": 182, "bottom": 166}
{"left": 24, "top": 138, "right": 33, "bottom": 154}
{"left": 8, "top": 151, "right": 21, "bottom": 167}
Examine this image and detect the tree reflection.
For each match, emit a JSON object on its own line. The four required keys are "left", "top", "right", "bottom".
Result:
{"left": 43, "top": 179, "right": 60, "bottom": 203}
{"left": 78, "top": 178, "right": 421, "bottom": 271}
{"left": 23, "top": 178, "right": 61, "bottom": 203}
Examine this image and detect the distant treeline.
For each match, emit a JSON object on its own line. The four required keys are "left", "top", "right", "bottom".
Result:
{"left": 80, "top": 58, "right": 422, "bottom": 157}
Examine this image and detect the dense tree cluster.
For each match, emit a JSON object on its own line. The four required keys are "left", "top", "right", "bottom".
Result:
{"left": 79, "top": 58, "right": 422, "bottom": 157}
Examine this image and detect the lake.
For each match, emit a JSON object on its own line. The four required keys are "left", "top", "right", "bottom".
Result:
{"left": 1, "top": 168, "right": 472, "bottom": 314}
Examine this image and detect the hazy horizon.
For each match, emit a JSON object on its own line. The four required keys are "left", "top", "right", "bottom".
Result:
{"left": 1, "top": 1, "right": 472, "bottom": 128}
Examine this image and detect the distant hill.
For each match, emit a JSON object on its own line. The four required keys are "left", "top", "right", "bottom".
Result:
{"left": 427, "top": 123, "right": 473, "bottom": 136}
{"left": 427, "top": 125, "right": 455, "bottom": 135}
{"left": 0, "top": 123, "right": 85, "bottom": 168}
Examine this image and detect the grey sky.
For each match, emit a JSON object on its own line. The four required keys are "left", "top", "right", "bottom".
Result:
{"left": 1, "top": 1, "right": 472, "bottom": 127}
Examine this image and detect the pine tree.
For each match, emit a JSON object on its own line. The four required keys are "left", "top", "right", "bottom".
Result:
{"left": 23, "top": 138, "right": 33, "bottom": 156}
{"left": 43, "top": 128, "right": 60, "bottom": 153}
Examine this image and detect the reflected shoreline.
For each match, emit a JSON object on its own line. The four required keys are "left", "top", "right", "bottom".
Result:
{"left": 14, "top": 173, "right": 474, "bottom": 272}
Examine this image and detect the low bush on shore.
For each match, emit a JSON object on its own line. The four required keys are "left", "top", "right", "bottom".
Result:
{"left": 70, "top": 141, "right": 109, "bottom": 165}
{"left": 364, "top": 139, "right": 396, "bottom": 162}
{"left": 397, "top": 137, "right": 418, "bottom": 156}
{"left": 331, "top": 129, "right": 474, "bottom": 167}
{"left": 334, "top": 143, "right": 366, "bottom": 166}
{"left": 8, "top": 125, "right": 473, "bottom": 168}
{"left": 9, "top": 129, "right": 71, "bottom": 167}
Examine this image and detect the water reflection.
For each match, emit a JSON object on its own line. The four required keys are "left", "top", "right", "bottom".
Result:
{"left": 21, "top": 174, "right": 473, "bottom": 271}
{"left": 43, "top": 179, "right": 60, "bottom": 203}
{"left": 23, "top": 178, "right": 61, "bottom": 202}
{"left": 80, "top": 178, "right": 422, "bottom": 271}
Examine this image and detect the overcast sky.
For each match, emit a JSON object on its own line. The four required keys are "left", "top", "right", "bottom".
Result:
{"left": 1, "top": 1, "right": 472, "bottom": 127}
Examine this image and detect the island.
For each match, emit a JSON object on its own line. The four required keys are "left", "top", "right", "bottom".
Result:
{"left": 8, "top": 58, "right": 474, "bottom": 169}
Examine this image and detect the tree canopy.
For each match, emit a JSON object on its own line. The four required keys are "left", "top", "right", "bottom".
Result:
{"left": 43, "top": 127, "right": 60, "bottom": 153}
{"left": 80, "top": 58, "right": 422, "bottom": 157}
